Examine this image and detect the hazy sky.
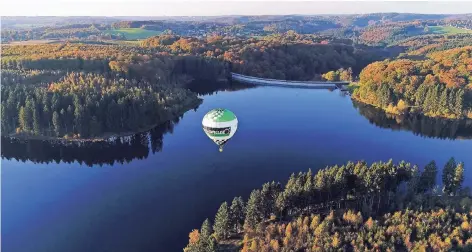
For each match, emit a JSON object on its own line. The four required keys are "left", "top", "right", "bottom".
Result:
{"left": 1, "top": 1, "right": 472, "bottom": 16}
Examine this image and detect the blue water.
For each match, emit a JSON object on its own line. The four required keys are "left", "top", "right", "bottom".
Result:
{"left": 2, "top": 86, "right": 472, "bottom": 252}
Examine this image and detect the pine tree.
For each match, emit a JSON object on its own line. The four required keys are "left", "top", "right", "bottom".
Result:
{"left": 304, "top": 168, "right": 313, "bottom": 192}
{"left": 261, "top": 182, "right": 278, "bottom": 219}
{"left": 185, "top": 219, "right": 215, "bottom": 252}
{"left": 245, "top": 189, "right": 263, "bottom": 230}
{"left": 200, "top": 218, "right": 212, "bottom": 240}
{"left": 200, "top": 218, "right": 214, "bottom": 251}
{"left": 454, "top": 89, "right": 464, "bottom": 117}
{"left": 448, "top": 89, "right": 456, "bottom": 114}
{"left": 52, "top": 111, "right": 61, "bottom": 137}
{"left": 419, "top": 161, "right": 437, "bottom": 193}
{"left": 439, "top": 87, "right": 448, "bottom": 115}
{"left": 430, "top": 84, "right": 440, "bottom": 114}
{"left": 18, "top": 106, "right": 28, "bottom": 132}
{"left": 1, "top": 105, "right": 10, "bottom": 133}
{"left": 453, "top": 162, "right": 465, "bottom": 195}
{"left": 423, "top": 86, "right": 434, "bottom": 113}
{"left": 415, "top": 84, "right": 427, "bottom": 107}
{"left": 443, "top": 157, "right": 457, "bottom": 196}
{"left": 213, "top": 202, "right": 230, "bottom": 240}
{"left": 230, "top": 197, "right": 245, "bottom": 233}
{"left": 32, "top": 106, "right": 41, "bottom": 135}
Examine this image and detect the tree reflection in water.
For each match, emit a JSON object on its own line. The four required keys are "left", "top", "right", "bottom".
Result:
{"left": 1, "top": 118, "right": 181, "bottom": 167}
{"left": 353, "top": 101, "right": 472, "bottom": 140}
{"left": 1, "top": 80, "right": 251, "bottom": 167}
{"left": 186, "top": 79, "right": 256, "bottom": 96}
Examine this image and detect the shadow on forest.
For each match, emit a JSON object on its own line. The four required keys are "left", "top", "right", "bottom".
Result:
{"left": 1, "top": 117, "right": 183, "bottom": 167}
{"left": 353, "top": 100, "right": 472, "bottom": 140}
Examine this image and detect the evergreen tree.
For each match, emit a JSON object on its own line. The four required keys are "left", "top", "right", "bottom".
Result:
{"left": 304, "top": 168, "right": 313, "bottom": 192}
{"left": 213, "top": 202, "right": 230, "bottom": 240}
{"left": 448, "top": 89, "right": 456, "bottom": 114}
{"left": 419, "top": 161, "right": 437, "bottom": 193}
{"left": 52, "top": 111, "right": 61, "bottom": 137}
{"left": 430, "top": 84, "right": 440, "bottom": 114}
{"left": 1, "top": 105, "right": 10, "bottom": 133}
{"left": 261, "top": 182, "right": 278, "bottom": 219}
{"left": 230, "top": 197, "right": 245, "bottom": 233}
{"left": 439, "top": 87, "right": 448, "bottom": 115}
{"left": 18, "top": 106, "right": 28, "bottom": 132}
{"left": 244, "top": 189, "right": 263, "bottom": 230}
{"left": 423, "top": 86, "right": 434, "bottom": 113}
{"left": 443, "top": 157, "right": 457, "bottom": 196}
{"left": 454, "top": 89, "right": 464, "bottom": 117}
{"left": 452, "top": 162, "right": 465, "bottom": 195}
{"left": 200, "top": 218, "right": 212, "bottom": 241}
{"left": 415, "top": 84, "right": 427, "bottom": 107}
{"left": 32, "top": 105, "right": 41, "bottom": 135}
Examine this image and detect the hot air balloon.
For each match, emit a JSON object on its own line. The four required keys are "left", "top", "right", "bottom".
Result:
{"left": 202, "top": 108, "right": 238, "bottom": 152}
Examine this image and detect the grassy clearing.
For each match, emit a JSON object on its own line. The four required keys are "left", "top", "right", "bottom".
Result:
{"left": 428, "top": 26, "right": 472, "bottom": 35}
{"left": 104, "top": 28, "right": 161, "bottom": 40}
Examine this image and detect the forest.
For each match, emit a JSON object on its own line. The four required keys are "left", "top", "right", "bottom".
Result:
{"left": 0, "top": 31, "right": 383, "bottom": 140}
{"left": 353, "top": 46, "right": 472, "bottom": 119}
{"left": 0, "top": 43, "right": 228, "bottom": 140}
{"left": 3, "top": 14, "right": 472, "bottom": 138}
{"left": 184, "top": 159, "right": 471, "bottom": 251}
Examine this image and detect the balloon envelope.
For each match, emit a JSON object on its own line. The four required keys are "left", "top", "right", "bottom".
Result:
{"left": 202, "top": 108, "right": 238, "bottom": 151}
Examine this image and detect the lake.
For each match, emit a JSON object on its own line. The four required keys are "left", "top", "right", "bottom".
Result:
{"left": 2, "top": 84, "right": 472, "bottom": 252}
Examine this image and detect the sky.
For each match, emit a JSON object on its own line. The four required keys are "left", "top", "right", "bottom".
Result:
{"left": 1, "top": 0, "right": 472, "bottom": 16}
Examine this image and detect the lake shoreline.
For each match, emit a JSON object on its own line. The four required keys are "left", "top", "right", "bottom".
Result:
{"left": 351, "top": 95, "right": 471, "bottom": 121}
{"left": 6, "top": 98, "right": 203, "bottom": 143}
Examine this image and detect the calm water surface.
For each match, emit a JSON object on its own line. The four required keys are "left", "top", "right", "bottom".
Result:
{"left": 2, "top": 86, "right": 472, "bottom": 252}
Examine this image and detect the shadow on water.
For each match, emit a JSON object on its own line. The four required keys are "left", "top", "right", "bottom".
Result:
{"left": 1, "top": 117, "right": 182, "bottom": 167}
{"left": 186, "top": 79, "right": 256, "bottom": 96}
{"left": 353, "top": 101, "right": 472, "bottom": 140}
{"left": 1, "top": 81, "right": 254, "bottom": 166}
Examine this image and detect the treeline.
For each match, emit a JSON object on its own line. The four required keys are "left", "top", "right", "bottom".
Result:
{"left": 184, "top": 159, "right": 470, "bottom": 251}
{"left": 1, "top": 24, "right": 107, "bottom": 42}
{"left": 1, "top": 44, "right": 228, "bottom": 82}
{"left": 394, "top": 34, "right": 472, "bottom": 56}
{"left": 353, "top": 46, "right": 472, "bottom": 119}
{"left": 1, "top": 72, "right": 200, "bottom": 139}
{"left": 141, "top": 31, "right": 386, "bottom": 80}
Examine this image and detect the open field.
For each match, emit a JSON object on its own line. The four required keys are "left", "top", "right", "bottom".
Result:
{"left": 3, "top": 39, "right": 60, "bottom": 45}
{"left": 104, "top": 28, "right": 161, "bottom": 40}
{"left": 428, "top": 26, "right": 472, "bottom": 35}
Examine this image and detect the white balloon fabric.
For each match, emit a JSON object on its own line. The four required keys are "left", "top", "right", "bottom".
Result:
{"left": 202, "top": 108, "right": 238, "bottom": 152}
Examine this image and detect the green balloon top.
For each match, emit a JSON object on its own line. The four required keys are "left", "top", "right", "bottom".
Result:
{"left": 203, "top": 108, "right": 237, "bottom": 123}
